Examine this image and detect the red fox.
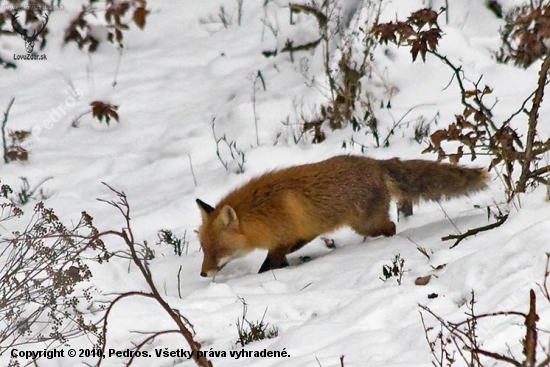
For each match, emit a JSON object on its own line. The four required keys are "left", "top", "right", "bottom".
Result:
{"left": 196, "top": 155, "right": 488, "bottom": 277}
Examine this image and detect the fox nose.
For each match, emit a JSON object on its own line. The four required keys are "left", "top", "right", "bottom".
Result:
{"left": 200, "top": 271, "right": 207, "bottom": 277}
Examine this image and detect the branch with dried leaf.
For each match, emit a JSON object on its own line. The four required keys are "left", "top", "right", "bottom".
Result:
{"left": 372, "top": 7, "right": 550, "bottom": 203}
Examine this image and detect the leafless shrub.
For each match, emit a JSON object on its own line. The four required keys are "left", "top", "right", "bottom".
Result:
{"left": 157, "top": 229, "right": 188, "bottom": 257}
{"left": 2, "top": 98, "right": 20, "bottom": 163}
{"left": 419, "top": 255, "right": 550, "bottom": 367}
{"left": 94, "top": 184, "right": 213, "bottom": 367}
{"left": 8, "top": 176, "right": 53, "bottom": 206}
{"left": 211, "top": 118, "right": 246, "bottom": 173}
{"left": 235, "top": 297, "right": 278, "bottom": 347}
{"left": 283, "top": 1, "right": 382, "bottom": 144}
{"left": 0, "top": 184, "right": 110, "bottom": 363}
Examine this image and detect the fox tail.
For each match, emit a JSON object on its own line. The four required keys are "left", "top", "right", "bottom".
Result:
{"left": 380, "top": 158, "right": 488, "bottom": 204}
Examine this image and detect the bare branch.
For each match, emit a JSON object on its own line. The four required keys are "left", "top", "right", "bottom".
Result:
{"left": 96, "top": 185, "right": 213, "bottom": 367}
{"left": 442, "top": 215, "right": 508, "bottom": 248}
{"left": 2, "top": 97, "right": 15, "bottom": 164}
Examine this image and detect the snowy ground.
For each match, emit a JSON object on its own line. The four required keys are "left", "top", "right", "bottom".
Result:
{"left": 1, "top": 0, "right": 550, "bottom": 366}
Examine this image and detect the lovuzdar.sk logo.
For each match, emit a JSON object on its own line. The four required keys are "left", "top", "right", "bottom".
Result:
{"left": 11, "top": 9, "right": 48, "bottom": 60}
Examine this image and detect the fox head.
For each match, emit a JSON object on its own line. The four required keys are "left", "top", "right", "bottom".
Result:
{"left": 196, "top": 198, "right": 250, "bottom": 277}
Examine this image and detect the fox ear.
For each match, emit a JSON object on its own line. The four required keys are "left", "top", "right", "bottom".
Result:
{"left": 196, "top": 198, "right": 214, "bottom": 223}
{"left": 219, "top": 205, "right": 238, "bottom": 227}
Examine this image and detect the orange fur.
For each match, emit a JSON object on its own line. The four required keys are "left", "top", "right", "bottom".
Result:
{"left": 196, "top": 155, "right": 488, "bottom": 276}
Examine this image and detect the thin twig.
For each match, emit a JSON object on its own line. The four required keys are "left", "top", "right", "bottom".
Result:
{"left": 467, "top": 347, "right": 522, "bottom": 367}
{"left": 177, "top": 265, "right": 183, "bottom": 299}
{"left": 126, "top": 329, "right": 181, "bottom": 366}
{"left": 2, "top": 97, "right": 15, "bottom": 164}
{"left": 112, "top": 47, "right": 123, "bottom": 87}
{"left": 188, "top": 154, "right": 198, "bottom": 187}
{"left": 436, "top": 201, "right": 461, "bottom": 235}
{"left": 252, "top": 74, "right": 260, "bottom": 146}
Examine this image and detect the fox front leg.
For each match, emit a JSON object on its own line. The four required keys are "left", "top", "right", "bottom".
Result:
{"left": 258, "top": 250, "right": 290, "bottom": 273}
{"left": 258, "top": 239, "right": 313, "bottom": 273}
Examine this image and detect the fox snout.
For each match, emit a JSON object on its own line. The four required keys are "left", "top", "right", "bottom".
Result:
{"left": 200, "top": 267, "right": 223, "bottom": 278}
{"left": 200, "top": 259, "right": 218, "bottom": 278}
{"left": 200, "top": 265, "right": 225, "bottom": 277}
{"left": 200, "top": 256, "right": 233, "bottom": 278}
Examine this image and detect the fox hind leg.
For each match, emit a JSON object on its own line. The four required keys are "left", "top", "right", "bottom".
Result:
{"left": 351, "top": 212, "right": 396, "bottom": 238}
{"left": 352, "top": 220, "right": 396, "bottom": 238}
{"left": 397, "top": 199, "right": 413, "bottom": 218}
{"left": 352, "top": 192, "right": 396, "bottom": 238}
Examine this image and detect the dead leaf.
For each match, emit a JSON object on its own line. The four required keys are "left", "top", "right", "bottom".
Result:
{"left": 133, "top": 7, "right": 148, "bottom": 29}
{"left": 415, "top": 275, "right": 432, "bottom": 286}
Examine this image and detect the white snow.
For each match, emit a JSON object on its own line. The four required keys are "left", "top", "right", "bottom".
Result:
{"left": 1, "top": 0, "right": 550, "bottom": 366}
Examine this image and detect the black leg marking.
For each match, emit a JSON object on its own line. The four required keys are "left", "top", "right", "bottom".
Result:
{"left": 259, "top": 253, "right": 289, "bottom": 273}
{"left": 289, "top": 239, "right": 310, "bottom": 253}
